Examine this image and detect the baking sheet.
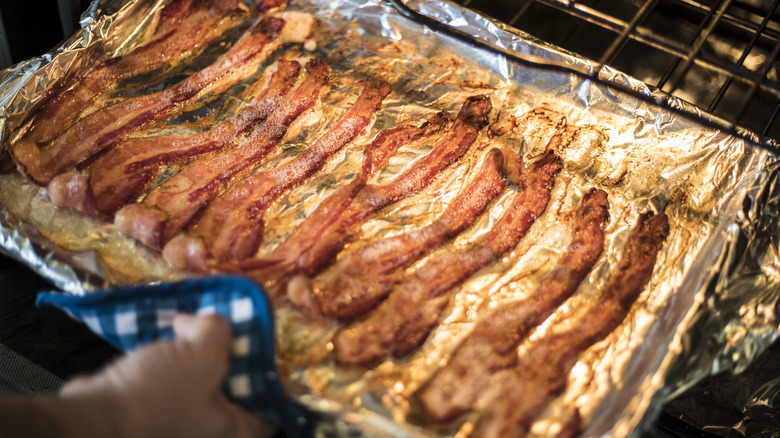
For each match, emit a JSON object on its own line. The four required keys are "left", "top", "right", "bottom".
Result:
{"left": 2, "top": 0, "right": 780, "bottom": 437}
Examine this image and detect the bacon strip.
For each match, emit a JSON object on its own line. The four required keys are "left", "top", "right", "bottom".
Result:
{"left": 334, "top": 151, "right": 562, "bottom": 365}
{"left": 114, "top": 58, "right": 329, "bottom": 250}
{"left": 87, "top": 60, "right": 302, "bottom": 213}
{"left": 235, "top": 110, "right": 449, "bottom": 278}
{"left": 313, "top": 148, "right": 521, "bottom": 320}
{"left": 13, "top": 16, "right": 290, "bottom": 185}
{"left": 188, "top": 80, "right": 392, "bottom": 264}
{"left": 419, "top": 188, "right": 610, "bottom": 422}
{"left": 15, "top": 0, "right": 245, "bottom": 148}
{"left": 475, "top": 211, "right": 669, "bottom": 438}
{"left": 242, "top": 95, "right": 492, "bottom": 282}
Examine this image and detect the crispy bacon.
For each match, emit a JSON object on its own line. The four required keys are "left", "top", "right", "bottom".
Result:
{"left": 242, "top": 95, "right": 492, "bottom": 283}
{"left": 475, "top": 211, "right": 669, "bottom": 438}
{"left": 334, "top": 151, "right": 562, "bottom": 365}
{"left": 13, "top": 16, "right": 290, "bottom": 185}
{"left": 313, "top": 148, "right": 521, "bottom": 320}
{"left": 239, "top": 111, "right": 450, "bottom": 276}
{"left": 15, "top": 0, "right": 244, "bottom": 148}
{"left": 418, "top": 188, "right": 610, "bottom": 422}
{"left": 114, "top": 58, "right": 330, "bottom": 250}
{"left": 188, "top": 80, "right": 392, "bottom": 265}
{"left": 87, "top": 60, "right": 302, "bottom": 213}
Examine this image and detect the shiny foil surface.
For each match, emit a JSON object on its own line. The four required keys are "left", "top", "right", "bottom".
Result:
{"left": 2, "top": 0, "right": 780, "bottom": 437}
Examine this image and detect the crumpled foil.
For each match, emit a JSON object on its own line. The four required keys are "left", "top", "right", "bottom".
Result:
{"left": 2, "top": 0, "right": 780, "bottom": 437}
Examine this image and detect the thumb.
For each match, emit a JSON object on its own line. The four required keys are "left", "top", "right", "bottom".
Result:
{"left": 220, "top": 396, "right": 280, "bottom": 438}
{"left": 175, "top": 312, "right": 232, "bottom": 343}
{"left": 173, "top": 314, "right": 233, "bottom": 379}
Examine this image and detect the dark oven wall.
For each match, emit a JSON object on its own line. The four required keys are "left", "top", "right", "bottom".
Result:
{"left": 0, "top": 0, "right": 93, "bottom": 68}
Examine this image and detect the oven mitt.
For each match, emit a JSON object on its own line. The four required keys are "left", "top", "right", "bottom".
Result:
{"left": 36, "top": 275, "right": 314, "bottom": 438}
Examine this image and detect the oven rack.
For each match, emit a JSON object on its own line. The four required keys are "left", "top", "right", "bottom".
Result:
{"left": 387, "top": 0, "right": 780, "bottom": 151}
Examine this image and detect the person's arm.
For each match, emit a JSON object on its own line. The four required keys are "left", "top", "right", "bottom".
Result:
{"left": 0, "top": 314, "right": 277, "bottom": 438}
{"left": 0, "top": 391, "right": 120, "bottom": 437}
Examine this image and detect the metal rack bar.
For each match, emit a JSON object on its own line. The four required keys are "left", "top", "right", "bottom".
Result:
{"left": 385, "top": 0, "right": 778, "bottom": 149}
{"left": 736, "top": 34, "right": 780, "bottom": 121}
{"left": 673, "top": 0, "right": 780, "bottom": 42}
{"left": 763, "top": 99, "right": 780, "bottom": 136}
{"left": 708, "top": 0, "right": 780, "bottom": 113}
{"left": 655, "top": 3, "right": 713, "bottom": 91}
{"left": 666, "top": 0, "right": 734, "bottom": 94}
{"left": 560, "top": 0, "right": 600, "bottom": 48}
{"left": 507, "top": 0, "right": 780, "bottom": 99}
{"left": 508, "top": 0, "right": 536, "bottom": 28}
{"left": 448, "top": 0, "right": 780, "bottom": 143}
{"left": 599, "top": 0, "right": 660, "bottom": 66}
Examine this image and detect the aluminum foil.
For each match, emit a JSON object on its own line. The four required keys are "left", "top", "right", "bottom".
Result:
{"left": 2, "top": 0, "right": 780, "bottom": 437}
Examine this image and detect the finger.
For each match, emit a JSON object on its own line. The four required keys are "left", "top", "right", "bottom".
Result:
{"left": 174, "top": 313, "right": 233, "bottom": 356}
{"left": 243, "top": 412, "right": 279, "bottom": 438}
{"left": 59, "top": 375, "right": 97, "bottom": 398}
{"left": 174, "top": 313, "right": 234, "bottom": 389}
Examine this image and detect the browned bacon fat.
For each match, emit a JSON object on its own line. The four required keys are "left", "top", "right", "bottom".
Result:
{"left": 114, "top": 58, "right": 329, "bottom": 250}
{"left": 334, "top": 150, "right": 562, "bottom": 365}
{"left": 313, "top": 148, "right": 521, "bottom": 320}
{"left": 242, "top": 95, "right": 492, "bottom": 283}
{"left": 13, "top": 16, "right": 289, "bottom": 185}
{"left": 475, "top": 211, "right": 669, "bottom": 438}
{"left": 189, "top": 80, "right": 393, "bottom": 265}
{"left": 14, "top": 0, "right": 245, "bottom": 148}
{"left": 47, "top": 172, "right": 98, "bottom": 215}
{"left": 419, "top": 188, "right": 610, "bottom": 422}
{"left": 86, "top": 60, "right": 302, "bottom": 213}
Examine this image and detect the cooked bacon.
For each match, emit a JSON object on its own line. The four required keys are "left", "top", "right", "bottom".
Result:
{"left": 334, "top": 151, "right": 562, "bottom": 365}
{"left": 239, "top": 111, "right": 450, "bottom": 276}
{"left": 241, "top": 95, "right": 492, "bottom": 283}
{"left": 13, "top": 16, "right": 291, "bottom": 185}
{"left": 257, "top": 0, "right": 289, "bottom": 11}
{"left": 418, "top": 188, "right": 609, "bottom": 422}
{"left": 602, "top": 212, "right": 670, "bottom": 310}
{"left": 186, "top": 80, "right": 392, "bottom": 265}
{"left": 47, "top": 172, "right": 97, "bottom": 215}
{"left": 114, "top": 58, "right": 329, "bottom": 250}
{"left": 475, "top": 211, "right": 669, "bottom": 438}
{"left": 313, "top": 148, "right": 521, "bottom": 321}
{"left": 87, "top": 60, "right": 302, "bottom": 213}
{"left": 15, "top": 0, "right": 245, "bottom": 148}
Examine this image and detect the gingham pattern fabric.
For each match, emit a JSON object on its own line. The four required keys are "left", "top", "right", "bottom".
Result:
{"left": 36, "top": 276, "right": 312, "bottom": 438}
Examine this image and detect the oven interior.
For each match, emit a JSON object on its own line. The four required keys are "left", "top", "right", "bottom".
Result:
{"left": 0, "top": 0, "right": 93, "bottom": 68}
{"left": 457, "top": 0, "right": 780, "bottom": 146}
{"left": 1, "top": 1, "right": 780, "bottom": 437}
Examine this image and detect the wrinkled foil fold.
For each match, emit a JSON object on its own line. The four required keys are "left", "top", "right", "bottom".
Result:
{"left": 1, "top": 0, "right": 780, "bottom": 437}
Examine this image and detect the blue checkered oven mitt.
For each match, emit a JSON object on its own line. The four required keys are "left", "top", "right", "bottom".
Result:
{"left": 36, "top": 276, "right": 313, "bottom": 438}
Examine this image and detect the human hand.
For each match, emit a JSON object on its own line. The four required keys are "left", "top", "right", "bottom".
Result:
{"left": 59, "top": 313, "right": 277, "bottom": 438}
